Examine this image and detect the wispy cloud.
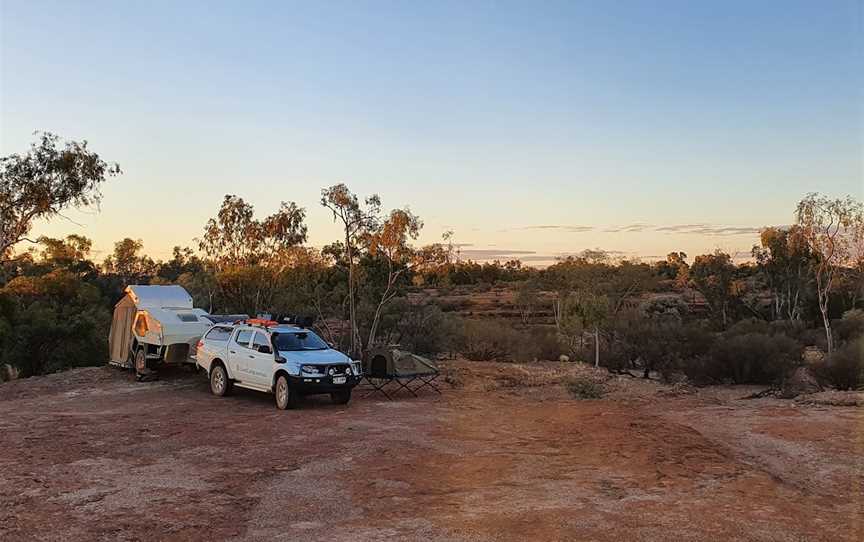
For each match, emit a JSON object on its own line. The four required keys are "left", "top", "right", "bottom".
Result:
{"left": 654, "top": 224, "right": 761, "bottom": 236}
{"left": 459, "top": 249, "right": 536, "bottom": 260}
{"left": 654, "top": 223, "right": 709, "bottom": 232}
{"left": 517, "top": 222, "right": 760, "bottom": 236}
{"left": 520, "top": 225, "right": 594, "bottom": 232}
{"left": 604, "top": 223, "right": 654, "bottom": 233}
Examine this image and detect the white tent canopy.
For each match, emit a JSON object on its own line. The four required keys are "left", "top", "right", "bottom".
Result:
{"left": 125, "top": 285, "right": 194, "bottom": 309}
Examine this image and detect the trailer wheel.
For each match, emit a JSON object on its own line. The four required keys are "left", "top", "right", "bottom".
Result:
{"left": 210, "top": 364, "right": 232, "bottom": 397}
{"left": 134, "top": 349, "right": 148, "bottom": 381}
{"left": 275, "top": 375, "right": 300, "bottom": 410}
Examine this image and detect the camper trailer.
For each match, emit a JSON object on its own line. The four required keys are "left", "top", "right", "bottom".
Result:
{"left": 108, "top": 285, "right": 217, "bottom": 379}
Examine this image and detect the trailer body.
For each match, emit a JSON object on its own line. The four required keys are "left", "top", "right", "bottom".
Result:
{"left": 108, "top": 285, "right": 212, "bottom": 369}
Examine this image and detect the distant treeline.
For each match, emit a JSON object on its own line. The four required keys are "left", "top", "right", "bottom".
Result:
{"left": 1, "top": 133, "right": 862, "bottom": 389}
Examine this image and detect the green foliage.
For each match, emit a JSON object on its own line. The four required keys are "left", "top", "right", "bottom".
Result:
{"left": 563, "top": 374, "right": 607, "bottom": 399}
{"left": 103, "top": 238, "right": 156, "bottom": 284}
{"left": 199, "top": 195, "right": 308, "bottom": 266}
{"left": 0, "top": 132, "right": 121, "bottom": 259}
{"left": 0, "top": 270, "right": 110, "bottom": 377}
{"left": 705, "top": 332, "right": 802, "bottom": 385}
{"left": 375, "top": 301, "right": 461, "bottom": 355}
{"left": 608, "top": 310, "right": 713, "bottom": 379}
{"left": 834, "top": 309, "right": 864, "bottom": 344}
{"left": 752, "top": 226, "right": 814, "bottom": 321}
{"left": 689, "top": 250, "right": 738, "bottom": 327}
{"left": 461, "top": 319, "right": 559, "bottom": 362}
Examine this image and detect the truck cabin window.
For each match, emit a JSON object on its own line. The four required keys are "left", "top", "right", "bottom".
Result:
{"left": 205, "top": 327, "right": 232, "bottom": 342}
{"left": 252, "top": 332, "right": 272, "bottom": 354}
{"left": 273, "top": 331, "right": 328, "bottom": 351}
{"left": 234, "top": 330, "right": 254, "bottom": 347}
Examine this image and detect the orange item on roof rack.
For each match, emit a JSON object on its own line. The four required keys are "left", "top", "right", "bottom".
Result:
{"left": 241, "top": 318, "right": 279, "bottom": 327}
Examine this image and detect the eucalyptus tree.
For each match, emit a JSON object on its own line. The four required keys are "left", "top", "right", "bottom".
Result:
{"left": 796, "top": 193, "right": 864, "bottom": 353}
{"left": 0, "top": 132, "right": 120, "bottom": 260}
{"left": 321, "top": 184, "right": 381, "bottom": 357}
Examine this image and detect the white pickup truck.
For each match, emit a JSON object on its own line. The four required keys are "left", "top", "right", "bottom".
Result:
{"left": 196, "top": 321, "right": 362, "bottom": 409}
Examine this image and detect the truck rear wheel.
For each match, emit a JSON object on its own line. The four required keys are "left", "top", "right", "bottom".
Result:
{"left": 275, "top": 375, "right": 300, "bottom": 410}
{"left": 210, "top": 364, "right": 232, "bottom": 397}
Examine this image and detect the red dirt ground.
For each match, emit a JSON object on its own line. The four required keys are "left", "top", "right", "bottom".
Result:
{"left": 1, "top": 361, "right": 861, "bottom": 541}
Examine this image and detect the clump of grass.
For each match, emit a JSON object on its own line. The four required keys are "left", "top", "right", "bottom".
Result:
{"left": 563, "top": 374, "right": 607, "bottom": 399}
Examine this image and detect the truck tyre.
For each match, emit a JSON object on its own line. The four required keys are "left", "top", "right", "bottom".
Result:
{"left": 275, "top": 375, "right": 300, "bottom": 410}
{"left": 210, "top": 364, "right": 232, "bottom": 397}
{"left": 134, "top": 349, "right": 148, "bottom": 381}
{"left": 331, "top": 389, "right": 351, "bottom": 405}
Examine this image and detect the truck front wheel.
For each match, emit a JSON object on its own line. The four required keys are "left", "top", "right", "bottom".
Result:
{"left": 275, "top": 375, "right": 300, "bottom": 410}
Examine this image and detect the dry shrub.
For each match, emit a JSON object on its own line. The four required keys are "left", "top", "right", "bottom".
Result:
{"left": 461, "top": 319, "right": 560, "bottom": 362}
{"left": 795, "top": 390, "right": 864, "bottom": 407}
{"left": 656, "top": 380, "right": 697, "bottom": 397}
{"left": 563, "top": 373, "right": 607, "bottom": 399}
{"left": 479, "top": 363, "right": 604, "bottom": 392}
{"left": 443, "top": 372, "right": 464, "bottom": 388}
{"left": 811, "top": 337, "right": 864, "bottom": 390}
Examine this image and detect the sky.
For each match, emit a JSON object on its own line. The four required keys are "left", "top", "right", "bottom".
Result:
{"left": 1, "top": 0, "right": 862, "bottom": 265}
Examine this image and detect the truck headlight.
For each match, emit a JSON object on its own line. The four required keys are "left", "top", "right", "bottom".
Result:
{"left": 301, "top": 365, "right": 323, "bottom": 375}
{"left": 345, "top": 366, "right": 353, "bottom": 376}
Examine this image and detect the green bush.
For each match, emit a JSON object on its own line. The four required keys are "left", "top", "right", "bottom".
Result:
{"left": 392, "top": 303, "right": 462, "bottom": 355}
{"left": 608, "top": 311, "right": 714, "bottom": 380}
{"left": 812, "top": 337, "right": 864, "bottom": 390}
{"left": 563, "top": 374, "right": 607, "bottom": 399}
{"left": 0, "top": 272, "right": 111, "bottom": 377}
{"left": 833, "top": 309, "right": 864, "bottom": 344}
{"left": 706, "top": 332, "right": 802, "bottom": 384}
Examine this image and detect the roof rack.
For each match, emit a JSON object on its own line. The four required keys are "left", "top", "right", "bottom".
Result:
{"left": 233, "top": 318, "right": 279, "bottom": 328}
{"left": 232, "top": 314, "right": 316, "bottom": 329}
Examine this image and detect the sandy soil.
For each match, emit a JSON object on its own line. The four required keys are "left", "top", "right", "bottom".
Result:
{"left": 0, "top": 361, "right": 861, "bottom": 541}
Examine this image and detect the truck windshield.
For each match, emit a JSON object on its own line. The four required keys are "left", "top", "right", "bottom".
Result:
{"left": 273, "top": 331, "right": 329, "bottom": 351}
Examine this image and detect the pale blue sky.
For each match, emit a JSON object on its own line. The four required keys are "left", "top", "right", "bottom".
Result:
{"left": 1, "top": 1, "right": 861, "bottom": 263}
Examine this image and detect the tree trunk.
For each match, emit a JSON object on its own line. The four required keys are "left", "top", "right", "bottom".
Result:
{"left": 345, "top": 232, "right": 360, "bottom": 358}
{"left": 594, "top": 325, "right": 600, "bottom": 368}
{"left": 821, "top": 306, "right": 834, "bottom": 354}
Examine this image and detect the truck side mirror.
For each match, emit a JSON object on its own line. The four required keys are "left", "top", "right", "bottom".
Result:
{"left": 257, "top": 345, "right": 272, "bottom": 354}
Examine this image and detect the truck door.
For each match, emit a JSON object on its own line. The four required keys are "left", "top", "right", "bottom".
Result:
{"left": 229, "top": 329, "right": 254, "bottom": 380}
{"left": 246, "top": 331, "right": 275, "bottom": 387}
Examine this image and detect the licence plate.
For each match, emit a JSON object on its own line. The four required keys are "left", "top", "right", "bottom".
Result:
{"left": 333, "top": 376, "right": 347, "bottom": 384}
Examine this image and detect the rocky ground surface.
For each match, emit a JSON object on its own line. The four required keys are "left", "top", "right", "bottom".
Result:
{"left": 1, "top": 361, "right": 861, "bottom": 541}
